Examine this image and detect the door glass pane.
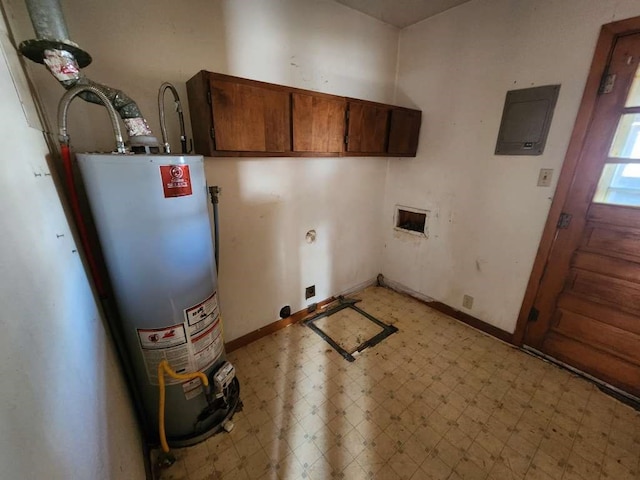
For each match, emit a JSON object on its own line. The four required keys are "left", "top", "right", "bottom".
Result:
{"left": 625, "top": 64, "right": 640, "bottom": 107}
{"left": 609, "top": 114, "right": 640, "bottom": 159}
{"left": 594, "top": 163, "right": 640, "bottom": 206}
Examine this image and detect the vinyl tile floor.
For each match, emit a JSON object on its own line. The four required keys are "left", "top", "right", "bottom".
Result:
{"left": 157, "top": 286, "right": 640, "bottom": 480}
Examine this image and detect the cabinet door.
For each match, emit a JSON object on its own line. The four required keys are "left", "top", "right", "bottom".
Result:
{"left": 346, "top": 102, "right": 390, "bottom": 153}
{"left": 388, "top": 108, "right": 422, "bottom": 156}
{"left": 292, "top": 93, "right": 346, "bottom": 153}
{"left": 210, "top": 78, "right": 290, "bottom": 152}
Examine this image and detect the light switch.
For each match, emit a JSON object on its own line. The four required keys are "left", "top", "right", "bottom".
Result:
{"left": 537, "top": 168, "right": 553, "bottom": 187}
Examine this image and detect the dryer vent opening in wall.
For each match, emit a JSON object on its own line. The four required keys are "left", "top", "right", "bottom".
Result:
{"left": 395, "top": 206, "right": 428, "bottom": 236}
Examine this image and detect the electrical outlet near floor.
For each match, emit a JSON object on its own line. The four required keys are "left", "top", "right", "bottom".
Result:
{"left": 462, "top": 294, "right": 474, "bottom": 309}
{"left": 537, "top": 168, "right": 553, "bottom": 187}
{"left": 305, "top": 285, "right": 316, "bottom": 300}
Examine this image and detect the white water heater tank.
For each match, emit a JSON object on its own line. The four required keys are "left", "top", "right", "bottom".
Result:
{"left": 77, "top": 153, "right": 228, "bottom": 444}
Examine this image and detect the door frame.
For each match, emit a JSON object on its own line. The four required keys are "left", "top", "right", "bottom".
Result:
{"left": 513, "top": 15, "right": 640, "bottom": 346}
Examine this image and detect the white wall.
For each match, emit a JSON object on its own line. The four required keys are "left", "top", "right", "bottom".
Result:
{"left": 383, "top": 0, "right": 640, "bottom": 333}
{"left": 0, "top": 9, "right": 145, "bottom": 480}
{"left": 7, "top": 0, "right": 399, "bottom": 341}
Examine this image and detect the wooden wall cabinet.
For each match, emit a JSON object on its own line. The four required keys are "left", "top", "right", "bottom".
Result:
{"left": 292, "top": 92, "right": 346, "bottom": 154}
{"left": 345, "top": 101, "right": 390, "bottom": 155}
{"left": 210, "top": 77, "right": 290, "bottom": 153}
{"left": 187, "top": 72, "right": 291, "bottom": 156}
{"left": 186, "top": 70, "right": 421, "bottom": 157}
{"left": 388, "top": 108, "right": 422, "bottom": 156}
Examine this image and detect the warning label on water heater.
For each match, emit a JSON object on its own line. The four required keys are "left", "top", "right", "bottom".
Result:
{"left": 159, "top": 164, "right": 192, "bottom": 198}
{"left": 185, "top": 292, "right": 223, "bottom": 372}
{"left": 185, "top": 292, "right": 219, "bottom": 336}
{"left": 137, "top": 324, "right": 191, "bottom": 385}
{"left": 192, "top": 320, "right": 223, "bottom": 371}
{"left": 137, "top": 292, "right": 224, "bottom": 387}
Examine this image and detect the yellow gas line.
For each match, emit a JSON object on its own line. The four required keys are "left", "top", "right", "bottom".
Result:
{"left": 157, "top": 360, "right": 209, "bottom": 454}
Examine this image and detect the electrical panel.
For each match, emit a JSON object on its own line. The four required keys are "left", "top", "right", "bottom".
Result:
{"left": 495, "top": 84, "right": 560, "bottom": 155}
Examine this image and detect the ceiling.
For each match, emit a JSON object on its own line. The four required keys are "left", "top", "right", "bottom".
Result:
{"left": 333, "top": 0, "right": 473, "bottom": 28}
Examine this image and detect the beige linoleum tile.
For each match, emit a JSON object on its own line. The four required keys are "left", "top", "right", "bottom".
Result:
{"left": 156, "top": 286, "right": 640, "bottom": 480}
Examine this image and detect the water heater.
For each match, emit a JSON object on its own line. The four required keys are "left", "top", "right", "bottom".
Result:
{"left": 77, "top": 153, "right": 237, "bottom": 445}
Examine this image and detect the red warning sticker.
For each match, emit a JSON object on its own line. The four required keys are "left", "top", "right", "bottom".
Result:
{"left": 160, "top": 165, "right": 192, "bottom": 198}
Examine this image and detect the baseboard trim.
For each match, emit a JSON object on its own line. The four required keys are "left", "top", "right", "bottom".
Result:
{"left": 382, "top": 277, "right": 514, "bottom": 344}
{"left": 224, "top": 296, "right": 336, "bottom": 353}
{"left": 223, "top": 278, "right": 378, "bottom": 353}
{"left": 224, "top": 276, "right": 514, "bottom": 352}
{"left": 425, "top": 300, "right": 514, "bottom": 344}
{"left": 336, "top": 277, "right": 378, "bottom": 297}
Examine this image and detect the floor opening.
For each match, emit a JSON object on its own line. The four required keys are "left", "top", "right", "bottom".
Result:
{"left": 302, "top": 296, "right": 398, "bottom": 361}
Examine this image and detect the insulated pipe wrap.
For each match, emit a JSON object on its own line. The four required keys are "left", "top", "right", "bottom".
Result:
{"left": 73, "top": 77, "right": 149, "bottom": 120}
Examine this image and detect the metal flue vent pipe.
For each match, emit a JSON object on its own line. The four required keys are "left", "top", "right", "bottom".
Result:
{"left": 20, "top": 0, "right": 91, "bottom": 67}
{"left": 19, "top": 0, "right": 159, "bottom": 152}
{"left": 25, "top": 0, "right": 69, "bottom": 44}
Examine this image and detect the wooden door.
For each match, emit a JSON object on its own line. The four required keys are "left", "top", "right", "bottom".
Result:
{"left": 388, "top": 108, "right": 422, "bottom": 156}
{"left": 346, "top": 101, "right": 390, "bottom": 154}
{"left": 523, "top": 32, "right": 640, "bottom": 396}
{"left": 210, "top": 77, "right": 290, "bottom": 153}
{"left": 292, "top": 93, "right": 346, "bottom": 153}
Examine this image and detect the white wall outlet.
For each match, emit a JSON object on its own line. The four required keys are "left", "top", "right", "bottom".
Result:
{"left": 537, "top": 168, "right": 553, "bottom": 187}
{"left": 462, "top": 294, "right": 474, "bottom": 309}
